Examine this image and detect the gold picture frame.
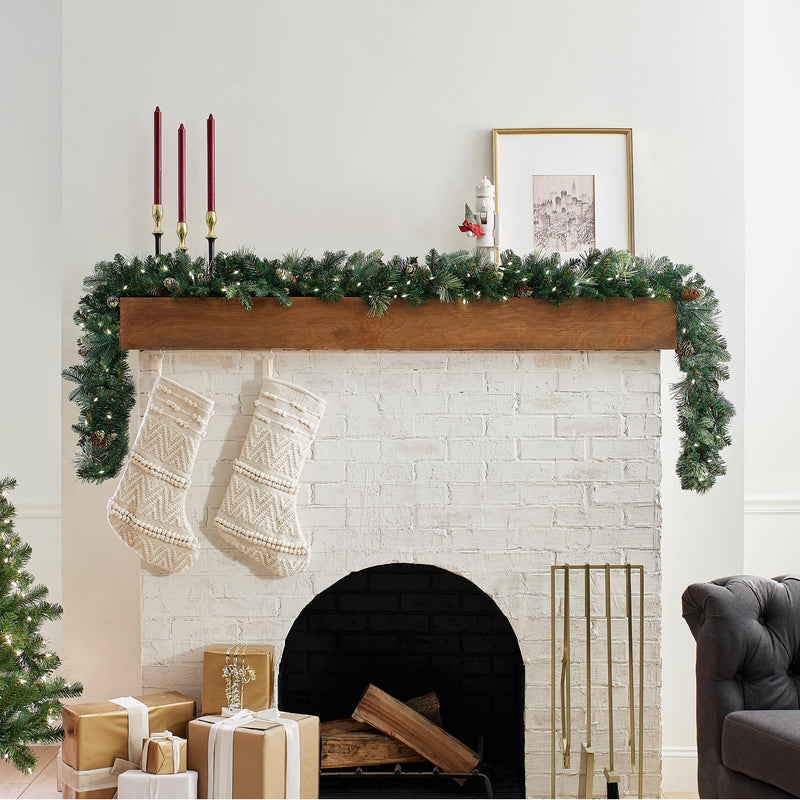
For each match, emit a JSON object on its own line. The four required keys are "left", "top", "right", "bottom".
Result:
{"left": 492, "top": 128, "right": 634, "bottom": 257}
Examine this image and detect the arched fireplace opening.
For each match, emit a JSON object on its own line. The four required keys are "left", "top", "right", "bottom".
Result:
{"left": 279, "top": 563, "right": 525, "bottom": 797}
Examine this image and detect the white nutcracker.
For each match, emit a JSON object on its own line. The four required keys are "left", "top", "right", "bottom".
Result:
{"left": 474, "top": 176, "right": 500, "bottom": 261}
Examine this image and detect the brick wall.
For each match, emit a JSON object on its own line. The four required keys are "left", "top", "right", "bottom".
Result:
{"left": 138, "top": 349, "right": 663, "bottom": 798}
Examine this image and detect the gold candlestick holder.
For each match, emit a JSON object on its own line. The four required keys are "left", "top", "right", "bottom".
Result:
{"left": 152, "top": 204, "right": 164, "bottom": 256}
{"left": 177, "top": 221, "right": 188, "bottom": 252}
{"left": 206, "top": 210, "right": 217, "bottom": 271}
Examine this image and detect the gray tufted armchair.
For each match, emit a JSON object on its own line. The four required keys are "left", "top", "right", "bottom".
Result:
{"left": 682, "top": 575, "right": 800, "bottom": 798}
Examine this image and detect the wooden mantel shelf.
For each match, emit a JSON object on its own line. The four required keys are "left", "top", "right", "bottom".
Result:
{"left": 119, "top": 297, "right": 677, "bottom": 351}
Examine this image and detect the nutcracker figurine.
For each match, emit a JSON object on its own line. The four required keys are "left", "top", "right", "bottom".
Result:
{"left": 474, "top": 176, "right": 498, "bottom": 257}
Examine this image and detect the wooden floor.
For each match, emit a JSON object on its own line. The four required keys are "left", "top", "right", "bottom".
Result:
{"left": 0, "top": 746, "right": 60, "bottom": 799}
{"left": 0, "top": 745, "right": 698, "bottom": 799}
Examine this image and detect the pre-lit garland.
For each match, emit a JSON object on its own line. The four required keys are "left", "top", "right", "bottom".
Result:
{"left": 63, "top": 247, "right": 734, "bottom": 492}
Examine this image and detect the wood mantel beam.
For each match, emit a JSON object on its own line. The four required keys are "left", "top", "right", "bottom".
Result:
{"left": 119, "top": 296, "right": 677, "bottom": 351}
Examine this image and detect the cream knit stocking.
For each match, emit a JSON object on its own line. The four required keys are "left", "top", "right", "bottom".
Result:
{"left": 107, "top": 373, "right": 215, "bottom": 573}
{"left": 215, "top": 376, "right": 325, "bottom": 577}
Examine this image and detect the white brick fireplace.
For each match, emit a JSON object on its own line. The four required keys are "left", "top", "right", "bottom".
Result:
{"left": 138, "top": 348, "right": 662, "bottom": 798}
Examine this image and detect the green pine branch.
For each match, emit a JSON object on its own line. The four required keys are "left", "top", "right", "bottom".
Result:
{"left": 62, "top": 247, "right": 735, "bottom": 493}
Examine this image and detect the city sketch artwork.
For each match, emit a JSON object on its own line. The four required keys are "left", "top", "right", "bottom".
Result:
{"left": 532, "top": 174, "right": 596, "bottom": 252}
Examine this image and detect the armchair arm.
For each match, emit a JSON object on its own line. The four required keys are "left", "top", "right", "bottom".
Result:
{"left": 682, "top": 575, "right": 800, "bottom": 798}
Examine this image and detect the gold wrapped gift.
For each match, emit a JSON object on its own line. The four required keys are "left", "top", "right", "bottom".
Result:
{"left": 142, "top": 732, "right": 188, "bottom": 774}
{"left": 188, "top": 712, "right": 319, "bottom": 799}
{"left": 61, "top": 691, "right": 195, "bottom": 799}
{"left": 201, "top": 643, "right": 274, "bottom": 714}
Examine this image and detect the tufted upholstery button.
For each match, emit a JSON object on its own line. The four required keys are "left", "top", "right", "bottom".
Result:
{"left": 758, "top": 616, "right": 765, "bottom": 624}
{"left": 734, "top": 672, "right": 742, "bottom": 682}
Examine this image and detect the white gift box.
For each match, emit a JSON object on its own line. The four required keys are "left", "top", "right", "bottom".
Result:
{"left": 117, "top": 769, "right": 198, "bottom": 800}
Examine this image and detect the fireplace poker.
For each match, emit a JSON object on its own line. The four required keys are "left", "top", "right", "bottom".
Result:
{"left": 578, "top": 564, "right": 594, "bottom": 799}
{"left": 604, "top": 564, "right": 620, "bottom": 798}
{"left": 626, "top": 564, "right": 636, "bottom": 777}
{"left": 560, "top": 565, "right": 571, "bottom": 769}
{"left": 638, "top": 567, "right": 645, "bottom": 799}
{"left": 551, "top": 566, "right": 557, "bottom": 798}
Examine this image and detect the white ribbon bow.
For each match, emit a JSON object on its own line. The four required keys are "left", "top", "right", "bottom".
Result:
{"left": 142, "top": 730, "right": 182, "bottom": 774}
{"left": 207, "top": 708, "right": 300, "bottom": 800}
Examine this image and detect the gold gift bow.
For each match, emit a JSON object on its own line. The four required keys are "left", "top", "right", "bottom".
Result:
{"left": 223, "top": 644, "right": 256, "bottom": 712}
{"left": 141, "top": 730, "right": 183, "bottom": 774}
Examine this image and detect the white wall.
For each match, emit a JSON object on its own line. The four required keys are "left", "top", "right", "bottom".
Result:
{"left": 0, "top": 0, "right": 747, "bottom": 790}
{"left": 1, "top": 1, "right": 63, "bottom": 651}
{"left": 743, "top": 0, "right": 800, "bottom": 575}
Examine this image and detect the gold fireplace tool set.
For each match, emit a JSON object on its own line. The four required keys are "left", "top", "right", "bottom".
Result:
{"left": 550, "top": 564, "right": 645, "bottom": 799}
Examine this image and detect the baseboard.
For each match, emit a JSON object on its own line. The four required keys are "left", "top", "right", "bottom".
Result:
{"left": 15, "top": 504, "right": 61, "bottom": 519}
{"left": 662, "top": 746, "right": 698, "bottom": 795}
{"left": 744, "top": 495, "right": 800, "bottom": 515}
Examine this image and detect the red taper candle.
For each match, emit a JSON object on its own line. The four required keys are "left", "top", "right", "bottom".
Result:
{"left": 177, "top": 124, "right": 186, "bottom": 222}
{"left": 207, "top": 114, "right": 215, "bottom": 212}
{"left": 153, "top": 107, "right": 162, "bottom": 204}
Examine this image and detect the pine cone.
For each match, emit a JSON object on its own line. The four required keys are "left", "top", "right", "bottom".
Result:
{"left": 89, "top": 430, "right": 106, "bottom": 447}
{"left": 514, "top": 285, "right": 533, "bottom": 298}
{"left": 197, "top": 270, "right": 212, "bottom": 285}
{"left": 163, "top": 277, "right": 179, "bottom": 291}
{"left": 680, "top": 287, "right": 705, "bottom": 301}
{"left": 106, "top": 295, "right": 119, "bottom": 309}
{"left": 275, "top": 268, "right": 297, "bottom": 286}
{"left": 676, "top": 341, "right": 694, "bottom": 358}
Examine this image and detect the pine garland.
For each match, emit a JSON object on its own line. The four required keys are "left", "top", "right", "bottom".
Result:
{"left": 0, "top": 476, "right": 83, "bottom": 773}
{"left": 63, "top": 247, "right": 734, "bottom": 492}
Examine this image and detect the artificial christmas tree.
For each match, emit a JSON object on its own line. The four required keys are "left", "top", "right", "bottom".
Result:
{"left": 0, "top": 476, "right": 82, "bottom": 773}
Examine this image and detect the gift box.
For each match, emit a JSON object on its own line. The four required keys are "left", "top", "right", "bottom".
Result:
{"left": 142, "top": 732, "right": 188, "bottom": 774}
{"left": 117, "top": 769, "right": 198, "bottom": 800}
{"left": 61, "top": 691, "right": 195, "bottom": 799}
{"left": 188, "top": 711, "right": 319, "bottom": 799}
{"left": 201, "top": 643, "right": 274, "bottom": 715}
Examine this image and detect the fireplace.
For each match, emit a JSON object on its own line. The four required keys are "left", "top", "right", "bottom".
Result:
{"left": 139, "top": 347, "right": 663, "bottom": 798}
{"left": 280, "top": 562, "right": 525, "bottom": 796}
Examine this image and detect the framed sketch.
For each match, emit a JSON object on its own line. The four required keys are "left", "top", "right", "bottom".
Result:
{"left": 492, "top": 128, "right": 634, "bottom": 258}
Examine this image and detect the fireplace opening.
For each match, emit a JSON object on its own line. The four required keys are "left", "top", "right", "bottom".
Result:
{"left": 279, "top": 563, "right": 525, "bottom": 798}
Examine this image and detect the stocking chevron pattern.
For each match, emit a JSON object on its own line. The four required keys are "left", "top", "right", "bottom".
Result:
{"left": 216, "top": 376, "right": 325, "bottom": 577}
{"left": 243, "top": 426, "right": 305, "bottom": 478}
{"left": 107, "top": 374, "right": 215, "bottom": 573}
